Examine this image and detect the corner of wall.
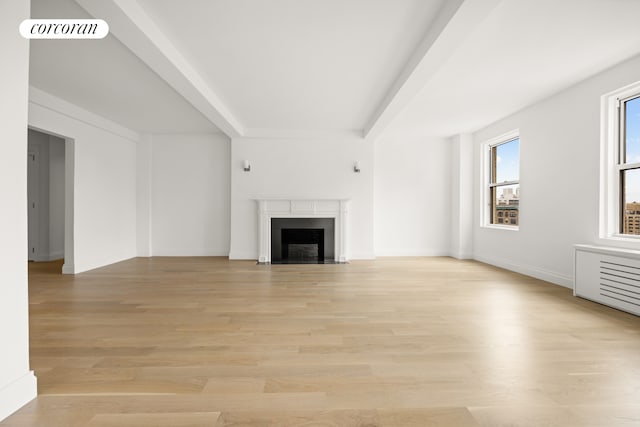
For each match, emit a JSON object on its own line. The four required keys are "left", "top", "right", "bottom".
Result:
{"left": 474, "top": 254, "right": 573, "bottom": 289}
{"left": 136, "top": 134, "right": 152, "bottom": 257}
{"left": 450, "top": 251, "right": 473, "bottom": 260}
{"left": 0, "top": 372, "right": 37, "bottom": 422}
{"left": 62, "top": 262, "right": 75, "bottom": 275}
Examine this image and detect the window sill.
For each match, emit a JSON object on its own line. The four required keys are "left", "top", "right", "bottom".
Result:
{"left": 482, "top": 224, "right": 519, "bottom": 231}
{"left": 602, "top": 233, "right": 640, "bottom": 242}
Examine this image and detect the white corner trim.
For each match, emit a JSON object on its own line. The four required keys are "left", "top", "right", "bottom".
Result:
{"left": 0, "top": 371, "right": 37, "bottom": 422}
{"left": 474, "top": 254, "right": 572, "bottom": 288}
{"left": 29, "top": 86, "right": 140, "bottom": 142}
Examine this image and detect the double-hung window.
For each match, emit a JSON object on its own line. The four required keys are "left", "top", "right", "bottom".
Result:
{"left": 618, "top": 94, "right": 640, "bottom": 235}
{"left": 602, "top": 82, "right": 640, "bottom": 239}
{"left": 483, "top": 130, "right": 520, "bottom": 228}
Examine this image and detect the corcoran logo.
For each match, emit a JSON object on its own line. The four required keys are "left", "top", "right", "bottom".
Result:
{"left": 20, "top": 19, "right": 109, "bottom": 39}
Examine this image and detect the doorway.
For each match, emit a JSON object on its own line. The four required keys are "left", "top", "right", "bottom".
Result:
{"left": 27, "top": 128, "right": 70, "bottom": 271}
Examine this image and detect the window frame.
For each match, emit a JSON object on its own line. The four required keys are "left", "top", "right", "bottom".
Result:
{"left": 601, "top": 81, "right": 640, "bottom": 241}
{"left": 481, "top": 129, "right": 520, "bottom": 230}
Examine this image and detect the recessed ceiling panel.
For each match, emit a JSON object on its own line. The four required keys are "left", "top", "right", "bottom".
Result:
{"left": 137, "top": 0, "right": 445, "bottom": 132}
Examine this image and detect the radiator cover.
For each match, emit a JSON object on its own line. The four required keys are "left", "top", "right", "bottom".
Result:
{"left": 574, "top": 244, "right": 640, "bottom": 316}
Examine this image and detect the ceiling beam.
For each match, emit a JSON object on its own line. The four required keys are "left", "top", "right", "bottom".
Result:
{"left": 364, "top": 0, "right": 501, "bottom": 142}
{"left": 76, "top": 0, "right": 244, "bottom": 138}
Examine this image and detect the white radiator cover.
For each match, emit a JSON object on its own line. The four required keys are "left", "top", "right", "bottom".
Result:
{"left": 574, "top": 244, "right": 640, "bottom": 316}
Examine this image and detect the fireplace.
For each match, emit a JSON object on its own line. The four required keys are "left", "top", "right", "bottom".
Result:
{"left": 256, "top": 199, "right": 348, "bottom": 263}
{"left": 271, "top": 218, "right": 335, "bottom": 264}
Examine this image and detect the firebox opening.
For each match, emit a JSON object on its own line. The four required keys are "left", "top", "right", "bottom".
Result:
{"left": 271, "top": 217, "right": 335, "bottom": 264}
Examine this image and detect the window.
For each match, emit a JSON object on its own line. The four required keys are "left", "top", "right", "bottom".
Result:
{"left": 483, "top": 130, "right": 520, "bottom": 228}
{"left": 620, "top": 95, "right": 640, "bottom": 235}
{"left": 601, "top": 82, "right": 640, "bottom": 239}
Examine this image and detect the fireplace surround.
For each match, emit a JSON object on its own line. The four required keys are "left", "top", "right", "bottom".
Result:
{"left": 256, "top": 199, "right": 348, "bottom": 263}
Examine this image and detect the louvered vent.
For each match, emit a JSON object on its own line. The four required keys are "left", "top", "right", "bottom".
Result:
{"left": 599, "top": 261, "right": 640, "bottom": 308}
{"left": 574, "top": 245, "right": 640, "bottom": 317}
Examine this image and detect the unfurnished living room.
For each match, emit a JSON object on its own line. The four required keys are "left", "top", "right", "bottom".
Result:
{"left": 2, "top": 0, "right": 640, "bottom": 426}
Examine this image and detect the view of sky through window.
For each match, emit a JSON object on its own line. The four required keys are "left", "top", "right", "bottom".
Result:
{"left": 494, "top": 138, "right": 520, "bottom": 202}
{"left": 625, "top": 97, "right": 640, "bottom": 203}
{"left": 495, "top": 138, "right": 520, "bottom": 183}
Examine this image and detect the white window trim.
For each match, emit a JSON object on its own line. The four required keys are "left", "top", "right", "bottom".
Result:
{"left": 480, "top": 129, "right": 520, "bottom": 230}
{"left": 600, "top": 81, "right": 640, "bottom": 241}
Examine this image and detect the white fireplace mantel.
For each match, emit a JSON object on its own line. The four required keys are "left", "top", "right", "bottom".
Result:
{"left": 256, "top": 199, "right": 349, "bottom": 263}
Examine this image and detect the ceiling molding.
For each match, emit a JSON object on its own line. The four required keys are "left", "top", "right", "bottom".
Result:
{"left": 29, "top": 86, "right": 140, "bottom": 142}
{"left": 364, "top": 0, "right": 501, "bottom": 142}
{"left": 75, "top": 0, "right": 244, "bottom": 138}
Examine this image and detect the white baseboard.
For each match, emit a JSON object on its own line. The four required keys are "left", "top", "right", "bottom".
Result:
{"left": 450, "top": 251, "right": 474, "bottom": 260}
{"left": 349, "top": 252, "right": 376, "bottom": 260}
{"left": 374, "top": 250, "right": 450, "bottom": 257}
{"left": 151, "top": 248, "right": 230, "bottom": 257}
{"left": 61, "top": 263, "right": 74, "bottom": 274}
{"left": 0, "top": 371, "right": 37, "bottom": 422}
{"left": 473, "top": 255, "right": 573, "bottom": 288}
{"left": 72, "top": 253, "right": 138, "bottom": 274}
{"left": 228, "top": 251, "right": 258, "bottom": 261}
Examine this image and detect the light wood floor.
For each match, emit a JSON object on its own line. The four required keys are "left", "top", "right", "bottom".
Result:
{"left": 2, "top": 257, "right": 640, "bottom": 426}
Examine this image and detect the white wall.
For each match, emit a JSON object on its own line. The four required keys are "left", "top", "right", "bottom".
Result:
{"left": 374, "top": 135, "right": 451, "bottom": 256}
{"left": 473, "top": 53, "right": 640, "bottom": 287}
{"left": 29, "top": 88, "right": 138, "bottom": 274}
{"left": 150, "top": 133, "right": 231, "bottom": 255}
{"left": 0, "top": 0, "right": 37, "bottom": 421}
{"left": 230, "top": 136, "right": 374, "bottom": 259}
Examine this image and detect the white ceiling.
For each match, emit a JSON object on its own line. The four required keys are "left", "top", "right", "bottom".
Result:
{"left": 387, "top": 0, "right": 640, "bottom": 138}
{"left": 28, "top": 0, "right": 640, "bottom": 139}
{"left": 29, "top": 0, "right": 219, "bottom": 134}
{"left": 136, "top": 0, "right": 445, "bottom": 133}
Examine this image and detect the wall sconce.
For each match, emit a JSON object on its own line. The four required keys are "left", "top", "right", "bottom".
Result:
{"left": 243, "top": 160, "right": 251, "bottom": 172}
{"left": 353, "top": 161, "right": 360, "bottom": 173}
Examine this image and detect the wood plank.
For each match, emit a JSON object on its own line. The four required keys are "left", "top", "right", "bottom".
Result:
{"left": 1, "top": 257, "right": 639, "bottom": 426}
